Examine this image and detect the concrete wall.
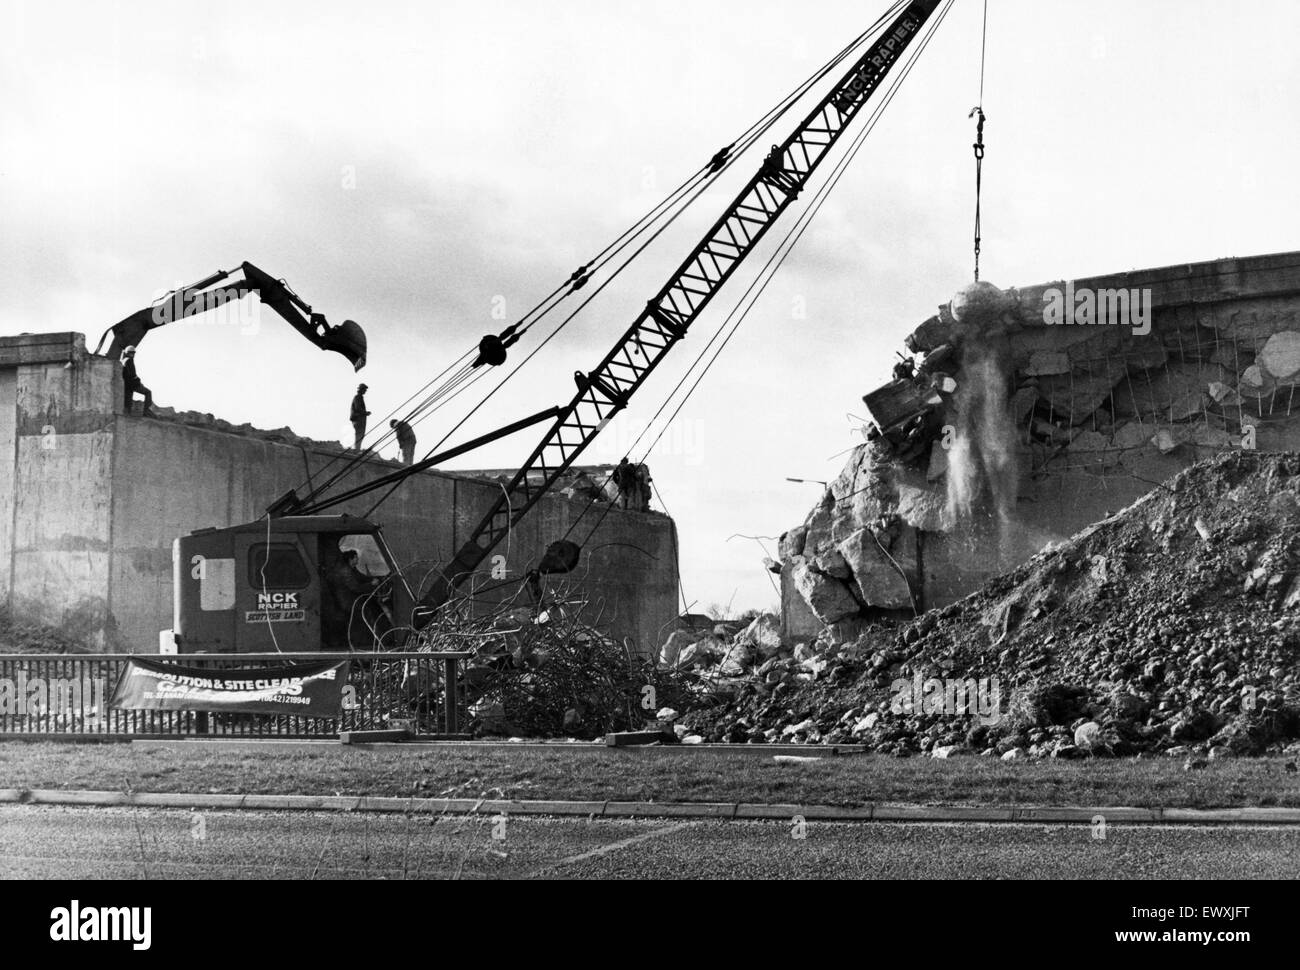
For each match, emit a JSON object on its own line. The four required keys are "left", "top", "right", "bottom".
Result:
{"left": 0, "top": 333, "right": 679, "bottom": 654}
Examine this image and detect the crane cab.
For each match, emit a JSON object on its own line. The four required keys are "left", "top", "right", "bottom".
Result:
{"left": 168, "top": 516, "right": 413, "bottom": 654}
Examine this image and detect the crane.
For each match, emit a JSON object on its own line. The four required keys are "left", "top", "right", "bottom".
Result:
{"left": 169, "top": 0, "right": 945, "bottom": 655}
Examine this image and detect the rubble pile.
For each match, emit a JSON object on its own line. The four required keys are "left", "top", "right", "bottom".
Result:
{"left": 148, "top": 404, "right": 350, "bottom": 452}
{"left": 682, "top": 453, "right": 1300, "bottom": 758}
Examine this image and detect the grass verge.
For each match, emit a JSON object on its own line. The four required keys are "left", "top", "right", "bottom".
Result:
{"left": 2, "top": 742, "right": 1298, "bottom": 809}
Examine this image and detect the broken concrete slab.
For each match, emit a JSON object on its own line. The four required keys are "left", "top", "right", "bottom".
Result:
{"left": 802, "top": 502, "right": 835, "bottom": 557}
{"left": 814, "top": 547, "right": 853, "bottom": 581}
{"left": 790, "top": 558, "right": 861, "bottom": 625}
{"left": 738, "top": 613, "right": 784, "bottom": 657}
{"left": 1113, "top": 363, "right": 1222, "bottom": 423}
{"left": 1024, "top": 350, "right": 1071, "bottom": 377}
{"left": 896, "top": 484, "right": 953, "bottom": 533}
{"left": 1198, "top": 301, "right": 1300, "bottom": 343}
{"left": 1036, "top": 359, "right": 1126, "bottom": 424}
{"left": 779, "top": 525, "right": 808, "bottom": 561}
{"left": 1069, "top": 430, "right": 1111, "bottom": 453}
{"left": 1112, "top": 422, "right": 1153, "bottom": 451}
{"left": 837, "top": 528, "right": 914, "bottom": 611}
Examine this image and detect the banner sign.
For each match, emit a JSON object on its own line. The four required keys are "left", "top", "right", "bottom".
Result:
{"left": 110, "top": 658, "right": 349, "bottom": 717}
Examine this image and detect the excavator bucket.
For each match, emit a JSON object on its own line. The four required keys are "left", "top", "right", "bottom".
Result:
{"left": 322, "top": 319, "right": 368, "bottom": 371}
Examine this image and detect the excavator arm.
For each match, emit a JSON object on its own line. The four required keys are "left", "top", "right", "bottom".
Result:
{"left": 417, "top": 0, "right": 942, "bottom": 617}
{"left": 94, "top": 261, "right": 367, "bottom": 371}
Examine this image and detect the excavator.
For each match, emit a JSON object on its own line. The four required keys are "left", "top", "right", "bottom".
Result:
{"left": 95, "top": 261, "right": 367, "bottom": 371}
{"left": 167, "top": 0, "right": 946, "bottom": 655}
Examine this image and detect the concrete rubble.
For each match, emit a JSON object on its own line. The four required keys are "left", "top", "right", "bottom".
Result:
{"left": 678, "top": 452, "right": 1300, "bottom": 758}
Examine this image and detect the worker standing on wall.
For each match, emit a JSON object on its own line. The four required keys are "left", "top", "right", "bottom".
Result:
{"left": 634, "top": 462, "right": 653, "bottom": 512}
{"left": 390, "top": 419, "right": 417, "bottom": 466}
{"left": 350, "top": 384, "right": 371, "bottom": 451}
{"left": 121, "top": 346, "right": 155, "bottom": 418}
{"left": 613, "top": 457, "right": 636, "bottom": 510}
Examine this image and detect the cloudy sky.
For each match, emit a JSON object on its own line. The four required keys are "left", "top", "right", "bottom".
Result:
{"left": 2, "top": 0, "right": 1297, "bottom": 614}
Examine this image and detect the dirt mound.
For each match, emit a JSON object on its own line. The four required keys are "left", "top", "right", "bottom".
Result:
{"left": 685, "top": 452, "right": 1300, "bottom": 757}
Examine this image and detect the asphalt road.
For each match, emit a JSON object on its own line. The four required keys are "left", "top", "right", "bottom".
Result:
{"left": 1, "top": 806, "right": 1297, "bottom": 879}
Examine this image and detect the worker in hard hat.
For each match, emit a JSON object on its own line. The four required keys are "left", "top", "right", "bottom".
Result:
{"left": 121, "top": 346, "right": 155, "bottom": 418}
{"left": 350, "top": 384, "right": 371, "bottom": 451}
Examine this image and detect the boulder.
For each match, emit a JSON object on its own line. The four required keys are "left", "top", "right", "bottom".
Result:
{"left": 659, "top": 630, "right": 696, "bottom": 668}
{"left": 1207, "top": 381, "right": 1239, "bottom": 405}
{"left": 1257, "top": 331, "right": 1300, "bottom": 380}
{"left": 791, "top": 559, "right": 861, "bottom": 625}
{"left": 782, "top": 719, "right": 817, "bottom": 738}
{"left": 1152, "top": 428, "right": 1179, "bottom": 454}
{"left": 896, "top": 484, "right": 954, "bottom": 533}
{"left": 803, "top": 504, "right": 835, "bottom": 558}
{"left": 837, "top": 528, "right": 914, "bottom": 611}
{"left": 931, "top": 744, "right": 975, "bottom": 759}
{"left": 675, "top": 642, "right": 702, "bottom": 669}
{"left": 1238, "top": 364, "right": 1277, "bottom": 400}
{"left": 739, "top": 613, "right": 784, "bottom": 658}
{"left": 1074, "top": 721, "right": 1103, "bottom": 749}
{"left": 779, "top": 526, "right": 808, "bottom": 561}
{"left": 852, "top": 713, "right": 881, "bottom": 735}
{"left": 815, "top": 548, "right": 854, "bottom": 581}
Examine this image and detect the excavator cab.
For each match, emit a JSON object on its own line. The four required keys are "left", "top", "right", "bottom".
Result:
{"left": 168, "top": 516, "right": 414, "bottom": 654}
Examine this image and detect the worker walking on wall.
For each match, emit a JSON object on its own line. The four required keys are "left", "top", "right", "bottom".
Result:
{"left": 350, "top": 384, "right": 371, "bottom": 451}
{"left": 391, "top": 419, "right": 417, "bottom": 466}
{"left": 121, "top": 346, "right": 155, "bottom": 418}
